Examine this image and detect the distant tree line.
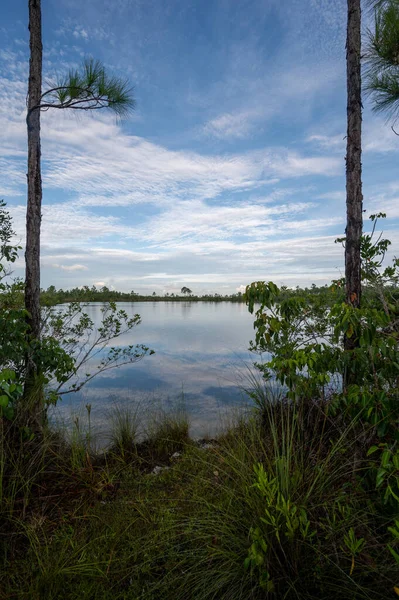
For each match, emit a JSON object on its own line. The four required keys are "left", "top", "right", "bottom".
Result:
{"left": 38, "top": 282, "right": 399, "bottom": 307}
{"left": 40, "top": 285, "right": 247, "bottom": 305}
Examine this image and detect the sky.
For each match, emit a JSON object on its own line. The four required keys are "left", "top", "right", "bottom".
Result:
{"left": 1, "top": 0, "right": 399, "bottom": 295}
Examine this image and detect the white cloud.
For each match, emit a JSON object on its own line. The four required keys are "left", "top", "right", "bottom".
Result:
{"left": 201, "top": 62, "right": 344, "bottom": 141}
{"left": 56, "top": 19, "right": 111, "bottom": 42}
{"left": 307, "top": 116, "right": 399, "bottom": 155}
{"left": 367, "top": 193, "right": 399, "bottom": 219}
{"left": 51, "top": 263, "right": 89, "bottom": 271}
{"left": 9, "top": 203, "right": 137, "bottom": 250}
{"left": 317, "top": 191, "right": 345, "bottom": 202}
{"left": 363, "top": 118, "right": 399, "bottom": 153}
{"left": 306, "top": 133, "right": 344, "bottom": 151}
{"left": 0, "top": 39, "right": 342, "bottom": 236}
{"left": 72, "top": 26, "right": 88, "bottom": 40}
{"left": 0, "top": 106, "right": 340, "bottom": 211}
{"left": 202, "top": 110, "right": 264, "bottom": 140}
{"left": 135, "top": 198, "right": 330, "bottom": 246}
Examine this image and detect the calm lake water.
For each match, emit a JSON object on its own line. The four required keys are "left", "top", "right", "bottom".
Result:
{"left": 53, "top": 301, "right": 260, "bottom": 439}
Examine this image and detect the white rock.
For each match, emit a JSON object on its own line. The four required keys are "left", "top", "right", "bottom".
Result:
{"left": 152, "top": 465, "right": 170, "bottom": 475}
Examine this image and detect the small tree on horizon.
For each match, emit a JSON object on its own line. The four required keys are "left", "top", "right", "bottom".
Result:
{"left": 181, "top": 286, "right": 192, "bottom": 296}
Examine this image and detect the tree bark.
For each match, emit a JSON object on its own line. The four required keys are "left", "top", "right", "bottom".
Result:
{"left": 345, "top": 0, "right": 363, "bottom": 376}
{"left": 25, "top": 0, "right": 42, "bottom": 395}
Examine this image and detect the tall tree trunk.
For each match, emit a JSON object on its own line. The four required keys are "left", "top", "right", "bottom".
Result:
{"left": 345, "top": 0, "right": 363, "bottom": 383}
{"left": 25, "top": 0, "right": 42, "bottom": 402}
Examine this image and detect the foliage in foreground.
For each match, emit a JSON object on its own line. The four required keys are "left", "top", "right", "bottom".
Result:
{"left": 0, "top": 394, "right": 398, "bottom": 600}
{"left": 0, "top": 201, "right": 154, "bottom": 425}
{"left": 245, "top": 214, "right": 399, "bottom": 440}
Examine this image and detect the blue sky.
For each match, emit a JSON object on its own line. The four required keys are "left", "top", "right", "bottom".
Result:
{"left": 1, "top": 0, "right": 399, "bottom": 294}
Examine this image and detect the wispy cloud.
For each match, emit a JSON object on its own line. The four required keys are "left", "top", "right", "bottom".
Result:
{"left": 51, "top": 263, "right": 89, "bottom": 271}
{"left": 55, "top": 19, "right": 112, "bottom": 43}
{"left": 200, "top": 62, "right": 344, "bottom": 141}
{"left": 0, "top": 94, "right": 341, "bottom": 212}
{"left": 72, "top": 26, "right": 88, "bottom": 40}
{"left": 317, "top": 191, "right": 345, "bottom": 202}
{"left": 201, "top": 110, "right": 264, "bottom": 140}
{"left": 306, "top": 134, "right": 345, "bottom": 151}
{"left": 9, "top": 203, "right": 136, "bottom": 249}
{"left": 363, "top": 118, "right": 399, "bottom": 153}
{"left": 306, "top": 116, "right": 399, "bottom": 155}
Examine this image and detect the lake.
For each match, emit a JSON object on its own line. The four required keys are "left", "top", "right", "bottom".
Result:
{"left": 52, "top": 301, "right": 260, "bottom": 440}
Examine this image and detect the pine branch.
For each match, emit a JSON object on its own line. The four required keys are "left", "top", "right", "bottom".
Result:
{"left": 27, "top": 58, "right": 135, "bottom": 123}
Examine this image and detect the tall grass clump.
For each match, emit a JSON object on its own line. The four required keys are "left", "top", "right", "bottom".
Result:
{"left": 0, "top": 418, "right": 46, "bottom": 522}
{"left": 144, "top": 400, "right": 190, "bottom": 458}
{"left": 108, "top": 402, "right": 141, "bottom": 457}
{"left": 135, "top": 388, "right": 397, "bottom": 600}
{"left": 56, "top": 404, "right": 98, "bottom": 472}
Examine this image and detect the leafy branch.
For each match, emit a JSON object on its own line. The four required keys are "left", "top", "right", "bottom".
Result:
{"left": 27, "top": 58, "right": 135, "bottom": 124}
{"left": 41, "top": 301, "right": 154, "bottom": 398}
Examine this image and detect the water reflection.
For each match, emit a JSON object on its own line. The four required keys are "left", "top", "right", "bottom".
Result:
{"left": 52, "top": 301, "right": 259, "bottom": 438}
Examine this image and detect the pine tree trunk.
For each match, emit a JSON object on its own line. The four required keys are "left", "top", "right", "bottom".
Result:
{"left": 25, "top": 0, "right": 43, "bottom": 405}
{"left": 345, "top": 0, "right": 363, "bottom": 382}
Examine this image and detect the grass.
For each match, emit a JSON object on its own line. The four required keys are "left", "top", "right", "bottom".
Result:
{"left": 1, "top": 392, "right": 398, "bottom": 599}
{"left": 108, "top": 402, "right": 141, "bottom": 457}
{"left": 143, "top": 401, "right": 190, "bottom": 459}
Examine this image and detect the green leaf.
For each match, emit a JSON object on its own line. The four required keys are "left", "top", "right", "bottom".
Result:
{"left": 381, "top": 449, "right": 392, "bottom": 468}
{"left": 3, "top": 405, "right": 14, "bottom": 420}
{"left": 388, "top": 545, "right": 399, "bottom": 565}
{"left": 377, "top": 467, "right": 388, "bottom": 488}
{"left": 367, "top": 445, "right": 380, "bottom": 456}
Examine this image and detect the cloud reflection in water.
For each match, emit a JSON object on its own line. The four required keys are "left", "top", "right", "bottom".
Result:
{"left": 51, "top": 301, "right": 260, "bottom": 439}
